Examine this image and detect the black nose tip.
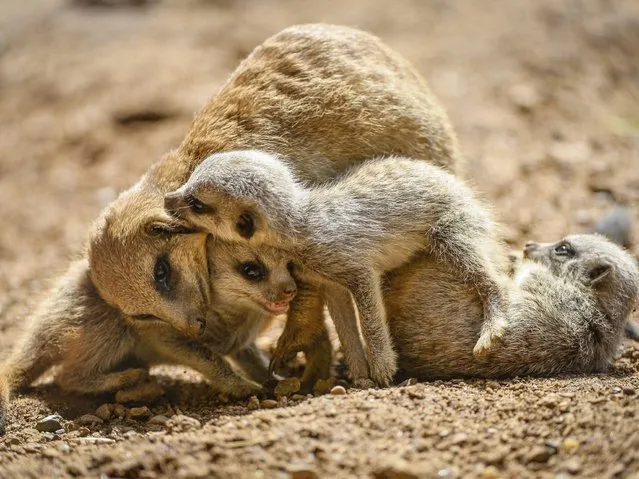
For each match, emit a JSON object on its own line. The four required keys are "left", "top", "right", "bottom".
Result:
{"left": 524, "top": 241, "right": 538, "bottom": 250}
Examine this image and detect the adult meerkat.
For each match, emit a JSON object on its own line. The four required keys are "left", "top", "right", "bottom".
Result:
{"left": 386, "top": 234, "right": 639, "bottom": 378}
{"left": 85, "top": 25, "right": 460, "bottom": 380}
{"left": 1, "top": 23, "right": 462, "bottom": 427}
{"left": 0, "top": 241, "right": 303, "bottom": 434}
{"left": 164, "top": 150, "right": 509, "bottom": 385}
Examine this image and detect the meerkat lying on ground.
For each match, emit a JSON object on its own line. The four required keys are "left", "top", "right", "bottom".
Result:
{"left": 386, "top": 234, "right": 639, "bottom": 378}
{"left": 164, "top": 150, "right": 509, "bottom": 386}
{"left": 0, "top": 241, "right": 302, "bottom": 434}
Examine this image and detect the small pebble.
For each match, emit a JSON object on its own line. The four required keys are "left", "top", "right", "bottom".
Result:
{"left": 95, "top": 404, "right": 113, "bottom": 421}
{"left": 5, "top": 435, "right": 21, "bottom": 445}
{"left": 260, "top": 399, "right": 278, "bottom": 409}
{"left": 313, "top": 377, "right": 336, "bottom": 395}
{"left": 289, "top": 466, "right": 320, "bottom": 479}
{"left": 76, "top": 414, "right": 103, "bottom": 426}
{"left": 247, "top": 396, "right": 260, "bottom": 410}
{"left": 36, "top": 415, "right": 63, "bottom": 433}
{"left": 42, "top": 447, "right": 61, "bottom": 459}
{"left": 561, "top": 437, "right": 580, "bottom": 453}
{"left": 564, "top": 458, "right": 582, "bottom": 474}
{"left": 128, "top": 407, "right": 152, "bottom": 420}
{"left": 113, "top": 404, "right": 127, "bottom": 418}
{"left": 75, "top": 437, "right": 115, "bottom": 445}
{"left": 330, "top": 385, "right": 346, "bottom": 396}
{"left": 54, "top": 429, "right": 65, "bottom": 435}
{"left": 481, "top": 465, "right": 499, "bottom": 479}
{"left": 275, "top": 377, "right": 301, "bottom": 397}
{"left": 623, "top": 387, "right": 636, "bottom": 396}
{"left": 590, "top": 207, "right": 633, "bottom": 248}
{"left": 166, "top": 415, "right": 201, "bottom": 433}
{"left": 398, "top": 378, "right": 418, "bottom": 387}
{"left": 291, "top": 394, "right": 306, "bottom": 402}
{"left": 526, "top": 446, "right": 553, "bottom": 463}
{"left": 148, "top": 415, "right": 169, "bottom": 426}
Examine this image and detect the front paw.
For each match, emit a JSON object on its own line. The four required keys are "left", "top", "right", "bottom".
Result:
{"left": 269, "top": 342, "right": 299, "bottom": 378}
{"left": 366, "top": 352, "right": 397, "bottom": 388}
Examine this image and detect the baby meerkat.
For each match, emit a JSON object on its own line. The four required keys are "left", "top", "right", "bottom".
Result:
{"left": 0, "top": 240, "right": 300, "bottom": 434}
{"left": 386, "top": 234, "right": 639, "bottom": 379}
{"left": 164, "top": 150, "right": 508, "bottom": 386}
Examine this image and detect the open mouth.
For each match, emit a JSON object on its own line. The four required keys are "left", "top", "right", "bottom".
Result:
{"left": 251, "top": 296, "right": 290, "bottom": 315}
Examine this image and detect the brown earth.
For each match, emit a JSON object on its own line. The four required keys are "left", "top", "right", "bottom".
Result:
{"left": 1, "top": 0, "right": 639, "bottom": 477}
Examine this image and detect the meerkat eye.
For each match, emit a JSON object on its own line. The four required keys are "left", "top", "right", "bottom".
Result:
{"left": 240, "top": 261, "right": 265, "bottom": 281}
{"left": 554, "top": 243, "right": 574, "bottom": 257}
{"left": 237, "top": 213, "right": 255, "bottom": 239}
{"left": 185, "top": 195, "right": 210, "bottom": 215}
{"left": 287, "top": 261, "right": 295, "bottom": 274}
{"left": 153, "top": 256, "right": 172, "bottom": 293}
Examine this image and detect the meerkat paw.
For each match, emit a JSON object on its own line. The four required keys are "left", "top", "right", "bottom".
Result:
{"left": 366, "top": 352, "right": 397, "bottom": 388}
{"left": 268, "top": 345, "right": 299, "bottom": 379}
{"left": 473, "top": 314, "right": 508, "bottom": 357}
{"left": 352, "top": 378, "right": 376, "bottom": 390}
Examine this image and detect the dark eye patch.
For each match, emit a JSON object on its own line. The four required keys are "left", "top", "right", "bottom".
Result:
{"left": 239, "top": 261, "right": 265, "bottom": 282}
{"left": 554, "top": 242, "right": 575, "bottom": 257}
{"left": 236, "top": 213, "right": 255, "bottom": 239}
{"left": 153, "top": 256, "right": 172, "bottom": 294}
{"left": 287, "top": 261, "right": 295, "bottom": 274}
{"left": 186, "top": 195, "right": 213, "bottom": 215}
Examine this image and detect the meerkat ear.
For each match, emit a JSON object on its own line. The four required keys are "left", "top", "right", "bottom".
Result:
{"left": 584, "top": 259, "right": 613, "bottom": 287}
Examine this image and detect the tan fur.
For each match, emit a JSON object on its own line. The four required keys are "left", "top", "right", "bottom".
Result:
{"left": 88, "top": 23, "right": 460, "bottom": 339}
{"left": 1, "top": 24, "right": 461, "bottom": 430}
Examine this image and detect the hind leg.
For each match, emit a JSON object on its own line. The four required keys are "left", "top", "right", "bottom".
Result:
{"left": 323, "top": 284, "right": 370, "bottom": 381}
{"left": 55, "top": 367, "right": 149, "bottom": 394}
{"left": 346, "top": 269, "right": 397, "bottom": 387}
{"left": 430, "top": 226, "right": 508, "bottom": 357}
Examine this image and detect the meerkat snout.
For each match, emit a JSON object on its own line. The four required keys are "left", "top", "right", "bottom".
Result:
{"left": 524, "top": 241, "right": 539, "bottom": 254}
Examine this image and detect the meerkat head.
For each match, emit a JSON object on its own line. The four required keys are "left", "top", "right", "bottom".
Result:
{"left": 88, "top": 184, "right": 212, "bottom": 338}
{"left": 209, "top": 240, "right": 297, "bottom": 316}
{"left": 524, "top": 234, "right": 639, "bottom": 325}
{"left": 164, "top": 150, "right": 303, "bottom": 246}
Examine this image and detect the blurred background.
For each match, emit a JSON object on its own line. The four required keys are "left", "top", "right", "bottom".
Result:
{"left": 0, "top": 0, "right": 638, "bottom": 334}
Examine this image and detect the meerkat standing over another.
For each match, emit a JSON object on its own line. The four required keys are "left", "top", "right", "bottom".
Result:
{"left": 386, "top": 234, "right": 639, "bottom": 378}
{"left": 165, "top": 150, "right": 508, "bottom": 386}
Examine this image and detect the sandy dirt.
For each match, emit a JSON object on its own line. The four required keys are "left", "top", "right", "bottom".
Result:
{"left": 1, "top": 0, "right": 639, "bottom": 477}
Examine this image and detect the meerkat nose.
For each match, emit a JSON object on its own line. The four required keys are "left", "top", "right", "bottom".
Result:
{"left": 524, "top": 241, "right": 538, "bottom": 251}
{"left": 164, "top": 192, "right": 184, "bottom": 216}
{"left": 281, "top": 286, "right": 297, "bottom": 300}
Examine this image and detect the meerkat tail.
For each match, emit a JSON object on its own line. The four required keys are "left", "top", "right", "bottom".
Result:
{"left": 0, "top": 370, "right": 8, "bottom": 435}
{"left": 0, "top": 328, "right": 62, "bottom": 436}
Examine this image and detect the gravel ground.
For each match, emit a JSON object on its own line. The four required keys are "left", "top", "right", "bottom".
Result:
{"left": 0, "top": 0, "right": 638, "bottom": 477}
